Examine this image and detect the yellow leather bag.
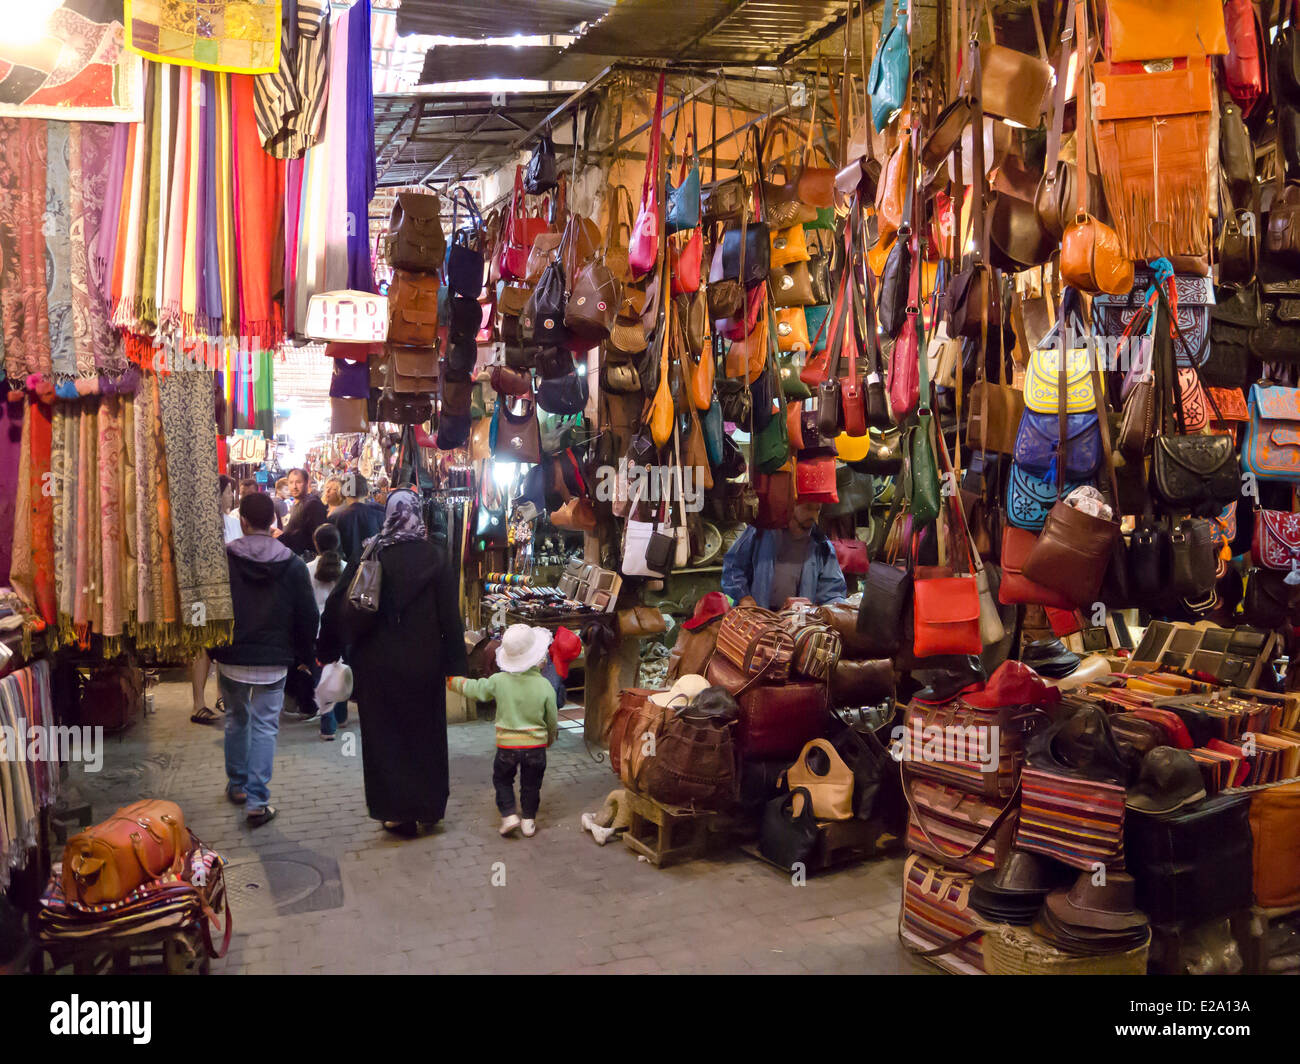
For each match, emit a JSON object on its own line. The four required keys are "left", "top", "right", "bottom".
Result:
{"left": 782, "top": 739, "right": 854, "bottom": 821}
{"left": 770, "top": 224, "right": 811, "bottom": 268}
{"left": 1023, "top": 342, "right": 1097, "bottom": 414}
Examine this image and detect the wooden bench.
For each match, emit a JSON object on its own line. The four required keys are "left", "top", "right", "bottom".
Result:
{"left": 622, "top": 791, "right": 737, "bottom": 868}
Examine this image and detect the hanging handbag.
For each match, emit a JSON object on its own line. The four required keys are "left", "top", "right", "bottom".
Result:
{"left": 1169, "top": 517, "right": 1219, "bottom": 600}
{"left": 565, "top": 258, "right": 622, "bottom": 342}
{"left": 492, "top": 395, "right": 542, "bottom": 464}
{"left": 446, "top": 186, "right": 486, "bottom": 300}
{"left": 795, "top": 453, "right": 839, "bottom": 504}
{"left": 387, "top": 270, "right": 441, "bottom": 347}
{"left": 524, "top": 133, "right": 558, "bottom": 194}
{"left": 869, "top": 0, "right": 910, "bottom": 131}
{"left": 629, "top": 75, "right": 666, "bottom": 279}
{"left": 911, "top": 537, "right": 983, "bottom": 659}
{"left": 499, "top": 167, "right": 549, "bottom": 283}
{"left": 1253, "top": 509, "right": 1300, "bottom": 574}
{"left": 666, "top": 132, "right": 702, "bottom": 235}
{"left": 536, "top": 373, "right": 589, "bottom": 416}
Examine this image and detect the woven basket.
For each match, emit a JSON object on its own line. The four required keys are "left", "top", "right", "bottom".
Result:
{"left": 982, "top": 923, "right": 1150, "bottom": 976}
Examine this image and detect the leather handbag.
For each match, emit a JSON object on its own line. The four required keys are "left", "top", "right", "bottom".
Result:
{"left": 1253, "top": 509, "right": 1300, "bottom": 572}
{"left": 490, "top": 365, "right": 531, "bottom": 396}
{"left": 771, "top": 260, "right": 813, "bottom": 308}
{"left": 714, "top": 605, "right": 795, "bottom": 684}
{"left": 848, "top": 426, "right": 904, "bottom": 475}
{"left": 998, "top": 525, "right": 1078, "bottom": 609}
{"left": 62, "top": 800, "right": 186, "bottom": 907}
{"left": 628, "top": 75, "right": 666, "bottom": 278}
{"left": 374, "top": 345, "right": 438, "bottom": 395}
{"left": 1243, "top": 567, "right": 1298, "bottom": 628}
{"left": 1220, "top": 95, "right": 1256, "bottom": 207}
{"left": 638, "top": 706, "right": 738, "bottom": 811}
{"left": 666, "top": 136, "right": 702, "bottom": 235}
{"left": 868, "top": 0, "right": 910, "bottom": 131}
{"left": 565, "top": 258, "right": 622, "bottom": 342}
{"left": 979, "top": 36, "right": 1050, "bottom": 130}
{"left": 1224, "top": 0, "right": 1267, "bottom": 115}
{"left": 492, "top": 396, "right": 542, "bottom": 464}
{"left": 705, "top": 654, "right": 829, "bottom": 760}
{"left": 525, "top": 231, "right": 562, "bottom": 286}
{"left": 524, "top": 133, "right": 558, "bottom": 194}
{"left": 828, "top": 657, "right": 895, "bottom": 708}
{"left": 536, "top": 373, "right": 588, "bottom": 416}
{"left": 912, "top": 539, "right": 982, "bottom": 659}
{"left": 784, "top": 739, "right": 854, "bottom": 821}
{"left": 1006, "top": 464, "right": 1086, "bottom": 531}
{"left": 1022, "top": 497, "right": 1121, "bottom": 609}
{"left": 499, "top": 167, "right": 549, "bottom": 282}
{"left": 967, "top": 345, "right": 1025, "bottom": 456}
{"left": 760, "top": 788, "right": 821, "bottom": 868}
{"left": 1012, "top": 411, "right": 1101, "bottom": 480}
{"left": 785, "top": 617, "right": 843, "bottom": 682}
{"left": 1102, "top": 0, "right": 1227, "bottom": 63}
{"left": 446, "top": 186, "right": 486, "bottom": 299}
{"left": 701, "top": 177, "right": 745, "bottom": 225}
{"left": 347, "top": 534, "right": 384, "bottom": 610}
{"left": 721, "top": 223, "right": 771, "bottom": 286}
{"left": 1243, "top": 383, "right": 1300, "bottom": 482}
{"left": 388, "top": 190, "right": 446, "bottom": 272}
{"left": 1267, "top": 184, "right": 1300, "bottom": 266}
{"left": 770, "top": 224, "right": 810, "bottom": 268}
{"left": 387, "top": 270, "right": 441, "bottom": 347}
{"left": 1169, "top": 517, "right": 1218, "bottom": 600}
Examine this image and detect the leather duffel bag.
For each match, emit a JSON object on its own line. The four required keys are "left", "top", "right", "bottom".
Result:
{"left": 62, "top": 799, "right": 186, "bottom": 908}
{"left": 828, "top": 657, "right": 895, "bottom": 709}
{"left": 705, "top": 654, "right": 828, "bottom": 760}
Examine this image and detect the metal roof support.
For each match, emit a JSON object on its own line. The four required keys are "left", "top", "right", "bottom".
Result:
{"left": 374, "top": 100, "right": 422, "bottom": 181}
{"left": 417, "top": 109, "right": 501, "bottom": 186}
{"left": 601, "top": 72, "right": 720, "bottom": 159}
{"left": 377, "top": 100, "right": 428, "bottom": 183}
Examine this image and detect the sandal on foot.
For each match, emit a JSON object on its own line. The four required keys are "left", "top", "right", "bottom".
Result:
{"left": 246, "top": 805, "right": 277, "bottom": 827}
{"left": 226, "top": 787, "right": 247, "bottom": 805}
{"left": 382, "top": 821, "right": 419, "bottom": 837}
{"left": 191, "top": 706, "right": 220, "bottom": 725}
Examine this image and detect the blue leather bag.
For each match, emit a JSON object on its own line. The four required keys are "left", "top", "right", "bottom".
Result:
{"left": 666, "top": 145, "right": 702, "bottom": 234}
{"left": 1006, "top": 463, "right": 1088, "bottom": 531}
{"left": 702, "top": 398, "right": 724, "bottom": 466}
{"left": 804, "top": 304, "right": 831, "bottom": 353}
{"left": 1012, "top": 410, "right": 1103, "bottom": 480}
{"left": 869, "top": 0, "right": 910, "bottom": 132}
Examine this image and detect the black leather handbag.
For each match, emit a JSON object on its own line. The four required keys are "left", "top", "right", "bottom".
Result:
{"left": 523, "top": 260, "right": 568, "bottom": 345}
{"left": 524, "top": 134, "right": 558, "bottom": 194}
{"left": 855, "top": 558, "right": 911, "bottom": 657}
{"left": 446, "top": 187, "right": 485, "bottom": 299}
{"left": 535, "top": 372, "right": 589, "bottom": 416}
{"left": 759, "top": 787, "right": 821, "bottom": 869}
{"left": 1128, "top": 519, "right": 1169, "bottom": 602}
{"left": 721, "top": 222, "right": 771, "bottom": 285}
{"left": 1243, "top": 567, "right": 1298, "bottom": 627}
{"left": 1151, "top": 296, "right": 1238, "bottom": 516}
{"left": 847, "top": 427, "right": 904, "bottom": 475}
{"left": 877, "top": 233, "right": 912, "bottom": 339}
{"left": 1169, "top": 518, "right": 1219, "bottom": 601}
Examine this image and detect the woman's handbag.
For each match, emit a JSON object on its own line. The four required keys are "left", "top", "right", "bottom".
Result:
{"left": 621, "top": 481, "right": 676, "bottom": 579}
{"left": 784, "top": 740, "right": 855, "bottom": 821}
{"left": 629, "top": 74, "right": 666, "bottom": 279}
{"left": 524, "top": 133, "right": 558, "bottom": 194}
{"left": 714, "top": 605, "right": 795, "bottom": 684}
{"left": 491, "top": 395, "right": 542, "bottom": 464}
{"left": 760, "top": 788, "right": 821, "bottom": 869}
{"left": 499, "top": 167, "right": 550, "bottom": 282}
{"left": 869, "top": 0, "right": 910, "bottom": 131}
{"left": 666, "top": 133, "right": 701, "bottom": 234}
{"left": 912, "top": 564, "right": 983, "bottom": 658}
{"left": 347, "top": 538, "right": 382, "bottom": 613}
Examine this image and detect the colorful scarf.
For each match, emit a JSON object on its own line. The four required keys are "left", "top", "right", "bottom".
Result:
{"left": 52, "top": 404, "right": 75, "bottom": 633}
{"left": 94, "top": 124, "right": 129, "bottom": 308}
{"left": 9, "top": 396, "right": 55, "bottom": 627}
{"left": 0, "top": 121, "right": 50, "bottom": 381}
{"left": 215, "top": 75, "right": 239, "bottom": 339}
{"left": 345, "top": 0, "right": 376, "bottom": 293}
{"left": 136, "top": 69, "right": 162, "bottom": 333}
{"left": 231, "top": 74, "right": 284, "bottom": 351}
{"left": 161, "top": 66, "right": 191, "bottom": 338}
{"left": 0, "top": 398, "right": 22, "bottom": 583}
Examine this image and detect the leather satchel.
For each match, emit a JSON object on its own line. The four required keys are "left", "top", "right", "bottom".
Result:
{"left": 1267, "top": 185, "right": 1300, "bottom": 267}
{"left": 854, "top": 557, "right": 911, "bottom": 658}
{"left": 904, "top": 775, "right": 1018, "bottom": 874}
{"left": 1253, "top": 509, "right": 1300, "bottom": 572}
{"left": 639, "top": 707, "right": 738, "bottom": 811}
{"left": 388, "top": 190, "right": 445, "bottom": 272}
{"left": 1243, "top": 383, "right": 1300, "bottom": 482}
{"left": 828, "top": 657, "right": 895, "bottom": 710}
{"left": 1102, "top": 0, "right": 1227, "bottom": 64}
{"left": 998, "top": 525, "right": 1078, "bottom": 609}
{"left": 760, "top": 788, "right": 820, "bottom": 869}
{"left": 1022, "top": 497, "right": 1120, "bottom": 609}
{"left": 62, "top": 800, "right": 186, "bottom": 908}
{"left": 713, "top": 606, "right": 795, "bottom": 685}
{"left": 387, "top": 270, "right": 441, "bottom": 347}
{"left": 903, "top": 696, "right": 1027, "bottom": 798}
{"left": 979, "top": 42, "right": 1050, "bottom": 130}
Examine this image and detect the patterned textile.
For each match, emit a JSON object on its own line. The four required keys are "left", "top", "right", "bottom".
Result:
{"left": 344, "top": 0, "right": 374, "bottom": 293}
{"left": 126, "top": 0, "right": 282, "bottom": 74}
{"left": 9, "top": 397, "right": 56, "bottom": 626}
{"left": 0, "top": 3, "right": 144, "bottom": 122}
{"left": 45, "top": 123, "right": 74, "bottom": 379}
{"left": 253, "top": 0, "right": 330, "bottom": 159}
{"left": 70, "top": 123, "right": 120, "bottom": 379}
{"left": 0, "top": 121, "right": 51, "bottom": 381}
{"left": 1016, "top": 767, "right": 1127, "bottom": 871}
{"left": 0, "top": 661, "right": 55, "bottom": 892}
{"left": 157, "top": 370, "right": 232, "bottom": 648}
{"left": 0, "top": 398, "right": 22, "bottom": 584}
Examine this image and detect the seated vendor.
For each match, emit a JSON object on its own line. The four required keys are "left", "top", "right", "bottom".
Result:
{"left": 720, "top": 502, "right": 847, "bottom": 611}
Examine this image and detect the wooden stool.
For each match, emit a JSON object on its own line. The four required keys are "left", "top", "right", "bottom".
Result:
{"left": 622, "top": 791, "right": 733, "bottom": 868}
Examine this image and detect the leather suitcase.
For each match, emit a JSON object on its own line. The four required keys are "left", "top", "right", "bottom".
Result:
{"left": 1126, "top": 794, "right": 1253, "bottom": 925}
{"left": 705, "top": 654, "right": 829, "bottom": 760}
{"left": 1249, "top": 783, "right": 1300, "bottom": 908}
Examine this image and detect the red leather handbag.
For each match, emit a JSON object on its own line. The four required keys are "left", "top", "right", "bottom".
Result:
{"left": 786, "top": 401, "right": 805, "bottom": 452}
{"left": 1253, "top": 509, "right": 1300, "bottom": 572}
{"left": 888, "top": 236, "right": 921, "bottom": 421}
{"left": 719, "top": 284, "right": 763, "bottom": 342}
{"left": 831, "top": 539, "right": 868, "bottom": 574}
{"left": 628, "top": 74, "right": 665, "bottom": 278}
{"left": 911, "top": 535, "right": 981, "bottom": 658}
{"left": 795, "top": 453, "right": 838, "bottom": 503}
{"left": 704, "top": 654, "right": 830, "bottom": 760}
{"left": 500, "top": 166, "right": 550, "bottom": 282}
{"left": 997, "top": 526, "right": 1077, "bottom": 609}
{"left": 1222, "top": 0, "right": 1267, "bottom": 116}
{"left": 671, "top": 228, "right": 703, "bottom": 295}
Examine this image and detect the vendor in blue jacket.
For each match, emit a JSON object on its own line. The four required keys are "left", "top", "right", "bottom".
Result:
{"left": 721, "top": 501, "right": 847, "bottom": 611}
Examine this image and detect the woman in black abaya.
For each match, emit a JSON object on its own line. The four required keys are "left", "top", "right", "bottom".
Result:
{"left": 318, "top": 489, "right": 466, "bottom": 836}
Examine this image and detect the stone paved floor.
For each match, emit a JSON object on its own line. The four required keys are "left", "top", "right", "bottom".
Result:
{"left": 64, "top": 679, "right": 930, "bottom": 975}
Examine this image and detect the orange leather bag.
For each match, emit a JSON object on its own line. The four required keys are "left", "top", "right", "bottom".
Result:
{"left": 1250, "top": 783, "right": 1300, "bottom": 908}
{"left": 1059, "top": 0, "right": 1133, "bottom": 296}
{"left": 62, "top": 800, "right": 186, "bottom": 907}
{"left": 1102, "top": 0, "right": 1227, "bottom": 63}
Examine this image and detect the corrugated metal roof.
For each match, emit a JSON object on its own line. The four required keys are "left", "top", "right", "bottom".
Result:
{"left": 396, "top": 0, "right": 614, "bottom": 39}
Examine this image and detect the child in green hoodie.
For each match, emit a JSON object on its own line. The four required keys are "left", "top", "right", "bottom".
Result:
{"left": 448, "top": 624, "right": 558, "bottom": 838}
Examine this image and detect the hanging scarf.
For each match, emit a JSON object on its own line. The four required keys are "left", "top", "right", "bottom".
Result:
{"left": 0, "top": 397, "right": 23, "bottom": 583}
{"left": 46, "top": 122, "right": 74, "bottom": 380}
{"left": 21, "top": 120, "right": 50, "bottom": 380}
{"left": 52, "top": 404, "right": 76, "bottom": 636}
{"left": 283, "top": 156, "right": 304, "bottom": 336}
{"left": 345, "top": 0, "right": 376, "bottom": 293}
{"left": 152, "top": 66, "right": 174, "bottom": 339}
{"left": 161, "top": 66, "right": 191, "bottom": 337}
{"left": 79, "top": 124, "right": 123, "bottom": 378}
{"left": 112, "top": 119, "right": 144, "bottom": 332}
{"left": 72, "top": 400, "right": 94, "bottom": 641}
{"left": 133, "top": 377, "right": 156, "bottom": 633}
{"left": 0, "top": 121, "right": 50, "bottom": 381}
{"left": 369, "top": 489, "right": 428, "bottom": 552}
{"left": 181, "top": 69, "right": 202, "bottom": 339}
{"left": 158, "top": 370, "right": 233, "bottom": 651}
{"left": 230, "top": 74, "right": 284, "bottom": 351}
{"left": 9, "top": 396, "right": 55, "bottom": 627}
{"left": 137, "top": 68, "right": 162, "bottom": 334}
{"left": 215, "top": 74, "right": 239, "bottom": 340}
{"left": 94, "top": 124, "right": 128, "bottom": 308}
{"left": 97, "top": 395, "right": 125, "bottom": 646}
{"left": 0, "top": 119, "right": 22, "bottom": 383}
{"left": 321, "top": 8, "right": 351, "bottom": 296}
{"left": 120, "top": 391, "right": 138, "bottom": 628}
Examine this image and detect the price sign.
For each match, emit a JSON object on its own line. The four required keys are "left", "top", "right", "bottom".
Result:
{"left": 228, "top": 430, "right": 267, "bottom": 465}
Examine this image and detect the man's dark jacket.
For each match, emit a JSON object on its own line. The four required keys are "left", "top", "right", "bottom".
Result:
{"left": 210, "top": 535, "right": 319, "bottom": 669}
{"left": 330, "top": 501, "right": 386, "bottom": 564}
{"left": 279, "top": 492, "right": 329, "bottom": 556}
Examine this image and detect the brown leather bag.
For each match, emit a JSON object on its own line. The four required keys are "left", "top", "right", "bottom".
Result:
{"left": 387, "top": 270, "right": 441, "bottom": 347}
{"left": 667, "top": 616, "right": 723, "bottom": 682}
{"left": 638, "top": 707, "right": 739, "bottom": 810}
{"left": 1250, "top": 782, "right": 1300, "bottom": 907}
{"left": 979, "top": 42, "right": 1050, "bottom": 130}
{"left": 62, "top": 800, "right": 186, "bottom": 907}
{"left": 828, "top": 657, "right": 896, "bottom": 709}
{"left": 373, "top": 345, "right": 438, "bottom": 395}
{"left": 388, "top": 190, "right": 445, "bottom": 272}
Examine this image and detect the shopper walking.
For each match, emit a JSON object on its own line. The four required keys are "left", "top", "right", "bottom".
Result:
{"left": 276, "top": 468, "right": 328, "bottom": 556}
{"left": 305, "top": 522, "right": 348, "bottom": 739}
{"left": 318, "top": 489, "right": 466, "bottom": 837}
{"left": 327, "top": 471, "right": 385, "bottom": 563}
{"left": 448, "top": 625, "right": 558, "bottom": 839}
{"left": 211, "top": 492, "right": 319, "bottom": 827}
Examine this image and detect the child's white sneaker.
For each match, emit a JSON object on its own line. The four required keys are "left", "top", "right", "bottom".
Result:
{"left": 499, "top": 814, "right": 521, "bottom": 837}
{"left": 580, "top": 812, "right": 597, "bottom": 833}
{"left": 521, "top": 819, "right": 537, "bottom": 837}
{"left": 591, "top": 823, "right": 616, "bottom": 846}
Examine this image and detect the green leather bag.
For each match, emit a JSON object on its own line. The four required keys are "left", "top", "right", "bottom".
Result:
{"left": 908, "top": 416, "right": 941, "bottom": 526}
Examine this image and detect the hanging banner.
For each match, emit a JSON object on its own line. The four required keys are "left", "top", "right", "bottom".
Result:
{"left": 0, "top": 1, "right": 144, "bottom": 121}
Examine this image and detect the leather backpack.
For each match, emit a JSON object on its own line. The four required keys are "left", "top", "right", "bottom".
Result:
{"left": 62, "top": 800, "right": 186, "bottom": 908}
{"left": 388, "top": 191, "right": 446, "bottom": 273}
{"left": 387, "top": 270, "right": 440, "bottom": 347}
{"left": 638, "top": 705, "right": 739, "bottom": 811}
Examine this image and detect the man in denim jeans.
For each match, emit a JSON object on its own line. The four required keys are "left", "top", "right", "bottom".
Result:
{"left": 211, "top": 492, "right": 319, "bottom": 826}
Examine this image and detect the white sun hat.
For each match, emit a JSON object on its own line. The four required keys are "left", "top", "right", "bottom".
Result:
{"left": 495, "top": 624, "right": 554, "bottom": 674}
